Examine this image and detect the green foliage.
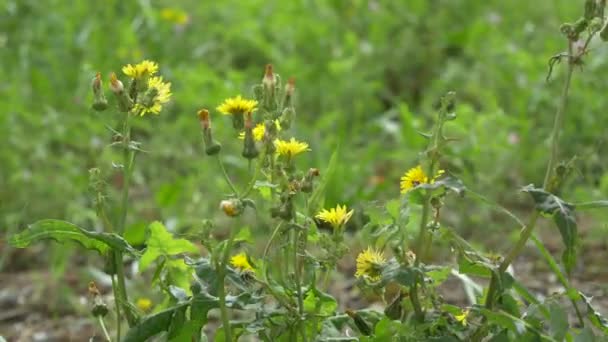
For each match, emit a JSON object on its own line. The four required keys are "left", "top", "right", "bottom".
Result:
{"left": 9, "top": 219, "right": 137, "bottom": 255}
{"left": 139, "top": 221, "right": 198, "bottom": 271}
{"left": 522, "top": 185, "right": 578, "bottom": 273}
{"left": 4, "top": 1, "right": 608, "bottom": 341}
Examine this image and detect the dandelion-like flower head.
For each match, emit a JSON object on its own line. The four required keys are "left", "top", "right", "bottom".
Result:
{"left": 316, "top": 204, "right": 354, "bottom": 230}
{"left": 274, "top": 138, "right": 309, "bottom": 157}
{"left": 355, "top": 247, "right": 386, "bottom": 282}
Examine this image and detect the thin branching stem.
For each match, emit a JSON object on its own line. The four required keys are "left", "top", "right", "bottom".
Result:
{"left": 98, "top": 316, "right": 112, "bottom": 342}
{"left": 485, "top": 40, "right": 576, "bottom": 311}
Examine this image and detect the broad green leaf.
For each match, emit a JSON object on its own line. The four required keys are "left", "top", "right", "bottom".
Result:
{"left": 382, "top": 261, "right": 421, "bottom": 287}
{"left": 303, "top": 288, "right": 338, "bottom": 316}
{"left": 139, "top": 221, "right": 198, "bottom": 271}
{"left": 522, "top": 185, "right": 577, "bottom": 274}
{"left": 123, "top": 303, "right": 190, "bottom": 342}
{"left": 9, "top": 219, "right": 137, "bottom": 255}
{"left": 574, "top": 326, "right": 596, "bottom": 342}
{"left": 167, "top": 305, "right": 187, "bottom": 339}
{"left": 548, "top": 301, "right": 568, "bottom": 341}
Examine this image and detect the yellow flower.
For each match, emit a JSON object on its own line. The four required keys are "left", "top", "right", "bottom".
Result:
{"left": 238, "top": 120, "right": 281, "bottom": 141}
{"left": 274, "top": 138, "right": 309, "bottom": 157}
{"left": 160, "top": 7, "right": 189, "bottom": 25}
{"left": 399, "top": 165, "right": 445, "bottom": 194}
{"left": 455, "top": 309, "right": 469, "bottom": 326}
{"left": 216, "top": 95, "right": 258, "bottom": 116}
{"left": 230, "top": 253, "right": 254, "bottom": 272}
{"left": 316, "top": 204, "right": 354, "bottom": 230}
{"left": 122, "top": 60, "right": 159, "bottom": 79}
{"left": 355, "top": 247, "right": 386, "bottom": 281}
{"left": 136, "top": 298, "right": 153, "bottom": 312}
{"left": 134, "top": 76, "right": 172, "bottom": 115}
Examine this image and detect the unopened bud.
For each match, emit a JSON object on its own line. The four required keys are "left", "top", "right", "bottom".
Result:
{"left": 242, "top": 112, "right": 259, "bottom": 159}
{"left": 301, "top": 168, "right": 320, "bottom": 193}
{"left": 220, "top": 199, "right": 243, "bottom": 217}
{"left": 91, "top": 72, "right": 108, "bottom": 111}
{"left": 88, "top": 282, "right": 108, "bottom": 317}
{"left": 263, "top": 64, "right": 276, "bottom": 91}
{"left": 284, "top": 77, "right": 295, "bottom": 106}
{"left": 585, "top": 0, "right": 598, "bottom": 20}
{"left": 109, "top": 73, "right": 133, "bottom": 112}
{"left": 197, "top": 109, "right": 221, "bottom": 155}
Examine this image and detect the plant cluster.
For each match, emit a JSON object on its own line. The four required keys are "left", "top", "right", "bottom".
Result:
{"left": 7, "top": 1, "right": 608, "bottom": 341}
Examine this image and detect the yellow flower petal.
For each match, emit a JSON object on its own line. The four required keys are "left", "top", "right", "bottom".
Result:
{"left": 274, "top": 138, "right": 309, "bottom": 157}
{"left": 355, "top": 247, "right": 386, "bottom": 281}
{"left": 217, "top": 95, "right": 258, "bottom": 115}
{"left": 315, "top": 204, "right": 354, "bottom": 230}
{"left": 230, "top": 252, "right": 254, "bottom": 272}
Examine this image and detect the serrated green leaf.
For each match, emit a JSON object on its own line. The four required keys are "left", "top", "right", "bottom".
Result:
{"left": 9, "top": 219, "right": 138, "bottom": 256}
{"left": 139, "top": 221, "right": 198, "bottom": 271}
{"left": 522, "top": 185, "right": 577, "bottom": 274}
{"left": 123, "top": 303, "right": 189, "bottom": 342}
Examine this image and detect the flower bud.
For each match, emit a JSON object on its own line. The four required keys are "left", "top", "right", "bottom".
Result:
{"left": 301, "top": 168, "right": 320, "bottom": 193}
{"left": 109, "top": 73, "right": 133, "bottom": 112}
{"left": 88, "top": 282, "right": 108, "bottom": 318}
{"left": 198, "top": 109, "right": 222, "bottom": 155}
{"left": 262, "top": 64, "right": 276, "bottom": 92}
{"left": 242, "top": 112, "right": 259, "bottom": 159}
{"left": 91, "top": 72, "right": 108, "bottom": 111}
{"left": 220, "top": 199, "right": 243, "bottom": 217}
{"left": 284, "top": 77, "right": 295, "bottom": 106}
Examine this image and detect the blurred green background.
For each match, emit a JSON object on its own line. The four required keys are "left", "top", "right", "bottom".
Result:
{"left": 1, "top": 0, "right": 607, "bottom": 276}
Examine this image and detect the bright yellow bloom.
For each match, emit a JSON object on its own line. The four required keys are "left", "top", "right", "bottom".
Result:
{"left": 238, "top": 120, "right": 281, "bottom": 141}
{"left": 355, "top": 247, "right": 386, "bottom": 281}
{"left": 316, "top": 204, "right": 354, "bottom": 230}
{"left": 122, "top": 60, "right": 159, "bottom": 79}
{"left": 136, "top": 298, "right": 153, "bottom": 312}
{"left": 230, "top": 253, "right": 254, "bottom": 272}
{"left": 274, "top": 138, "right": 309, "bottom": 157}
{"left": 455, "top": 309, "right": 469, "bottom": 326}
{"left": 216, "top": 95, "right": 258, "bottom": 116}
{"left": 134, "top": 76, "right": 172, "bottom": 115}
{"left": 400, "top": 165, "right": 445, "bottom": 194}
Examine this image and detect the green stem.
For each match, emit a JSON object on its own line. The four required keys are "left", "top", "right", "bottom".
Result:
{"left": 217, "top": 230, "right": 236, "bottom": 342}
{"left": 240, "top": 151, "right": 266, "bottom": 199}
{"left": 293, "top": 227, "right": 307, "bottom": 342}
{"left": 485, "top": 40, "right": 575, "bottom": 310}
{"left": 542, "top": 43, "right": 575, "bottom": 189}
{"left": 111, "top": 275, "right": 121, "bottom": 341}
{"left": 114, "top": 113, "right": 136, "bottom": 327}
{"left": 98, "top": 316, "right": 112, "bottom": 342}
{"left": 216, "top": 154, "right": 240, "bottom": 197}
